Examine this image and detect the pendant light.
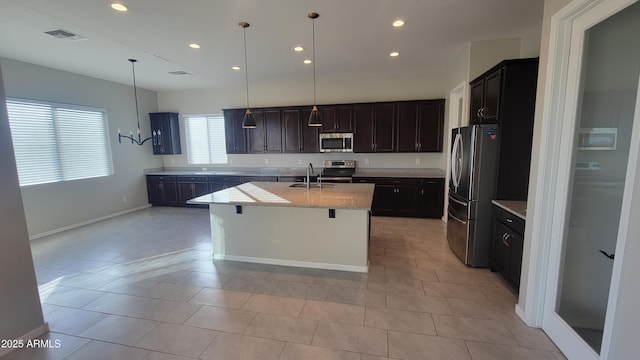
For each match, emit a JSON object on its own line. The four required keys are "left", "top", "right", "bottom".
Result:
{"left": 239, "top": 21, "right": 256, "bottom": 129}
{"left": 118, "top": 59, "right": 152, "bottom": 145}
{"left": 307, "top": 12, "right": 322, "bottom": 127}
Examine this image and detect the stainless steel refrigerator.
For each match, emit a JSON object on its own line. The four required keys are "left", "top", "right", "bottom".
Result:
{"left": 447, "top": 124, "right": 499, "bottom": 267}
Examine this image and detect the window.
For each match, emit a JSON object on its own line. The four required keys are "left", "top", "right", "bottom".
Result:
{"left": 184, "top": 115, "right": 228, "bottom": 164}
{"left": 6, "top": 99, "right": 113, "bottom": 186}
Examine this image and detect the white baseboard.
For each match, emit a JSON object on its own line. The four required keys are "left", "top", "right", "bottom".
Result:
{"left": 214, "top": 254, "right": 369, "bottom": 273}
{"left": 29, "top": 205, "right": 151, "bottom": 241}
{"left": 0, "top": 322, "right": 49, "bottom": 358}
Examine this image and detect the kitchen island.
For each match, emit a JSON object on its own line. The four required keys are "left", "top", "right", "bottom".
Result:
{"left": 188, "top": 182, "right": 375, "bottom": 272}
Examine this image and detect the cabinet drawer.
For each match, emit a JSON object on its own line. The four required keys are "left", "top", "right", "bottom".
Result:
{"left": 242, "top": 176, "right": 278, "bottom": 182}
{"left": 208, "top": 175, "right": 243, "bottom": 183}
{"left": 494, "top": 206, "right": 525, "bottom": 234}
{"left": 352, "top": 177, "right": 376, "bottom": 183}
{"left": 146, "top": 175, "right": 176, "bottom": 182}
{"left": 374, "top": 177, "right": 421, "bottom": 186}
{"left": 177, "top": 175, "right": 208, "bottom": 183}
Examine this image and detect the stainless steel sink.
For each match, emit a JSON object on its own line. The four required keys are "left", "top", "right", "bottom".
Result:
{"left": 288, "top": 183, "right": 335, "bottom": 188}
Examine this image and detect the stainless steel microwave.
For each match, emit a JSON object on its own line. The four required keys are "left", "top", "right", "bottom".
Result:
{"left": 319, "top": 133, "right": 354, "bottom": 152}
{"left": 578, "top": 128, "right": 617, "bottom": 150}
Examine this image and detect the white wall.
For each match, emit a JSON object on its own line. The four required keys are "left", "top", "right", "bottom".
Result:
{"left": 469, "top": 38, "right": 522, "bottom": 80}
{"left": 0, "top": 61, "right": 45, "bottom": 349}
{"left": 157, "top": 70, "right": 449, "bottom": 170}
{"left": 1, "top": 58, "right": 162, "bottom": 237}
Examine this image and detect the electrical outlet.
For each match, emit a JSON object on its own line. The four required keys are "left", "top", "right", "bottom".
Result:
{"left": 365, "top": 158, "right": 369, "bottom": 165}
{"left": 202, "top": 167, "right": 207, "bottom": 171}
{"left": 297, "top": 159, "right": 302, "bottom": 165}
{"left": 415, "top": 158, "right": 421, "bottom": 165}
{"left": 265, "top": 158, "right": 269, "bottom": 164}
{"left": 122, "top": 196, "right": 127, "bottom": 202}
{"left": 171, "top": 159, "right": 175, "bottom": 164}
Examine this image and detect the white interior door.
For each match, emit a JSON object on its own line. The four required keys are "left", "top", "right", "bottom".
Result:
{"left": 541, "top": 1, "right": 640, "bottom": 359}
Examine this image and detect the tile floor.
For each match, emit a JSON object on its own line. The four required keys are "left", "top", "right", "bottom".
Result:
{"left": 4, "top": 207, "right": 566, "bottom": 360}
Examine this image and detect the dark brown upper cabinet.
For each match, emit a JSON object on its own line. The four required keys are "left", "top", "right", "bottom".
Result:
{"left": 223, "top": 109, "right": 247, "bottom": 154}
{"left": 372, "top": 103, "right": 395, "bottom": 152}
{"left": 149, "top": 112, "right": 181, "bottom": 155}
{"left": 247, "top": 109, "right": 282, "bottom": 153}
{"left": 416, "top": 100, "right": 445, "bottom": 152}
{"left": 282, "top": 108, "right": 320, "bottom": 153}
{"left": 320, "top": 105, "right": 353, "bottom": 132}
{"left": 353, "top": 104, "right": 374, "bottom": 153}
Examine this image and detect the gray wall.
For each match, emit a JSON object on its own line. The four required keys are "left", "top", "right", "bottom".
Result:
{"left": 1, "top": 58, "right": 163, "bottom": 237}
{"left": 0, "top": 60, "right": 45, "bottom": 344}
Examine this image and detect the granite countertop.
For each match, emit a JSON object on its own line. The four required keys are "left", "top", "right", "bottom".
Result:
{"left": 188, "top": 182, "right": 375, "bottom": 210}
{"left": 492, "top": 200, "right": 527, "bottom": 220}
{"left": 145, "top": 167, "right": 446, "bottom": 179}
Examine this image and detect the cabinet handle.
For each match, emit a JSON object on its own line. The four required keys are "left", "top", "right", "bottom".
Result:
{"left": 506, "top": 218, "right": 513, "bottom": 223}
{"left": 477, "top": 109, "right": 482, "bottom": 119}
{"left": 421, "top": 189, "right": 424, "bottom": 196}
{"left": 480, "top": 108, "right": 486, "bottom": 119}
{"left": 502, "top": 233, "right": 510, "bottom": 246}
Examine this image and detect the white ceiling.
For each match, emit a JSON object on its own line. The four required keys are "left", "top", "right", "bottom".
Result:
{"left": 0, "top": 0, "right": 544, "bottom": 92}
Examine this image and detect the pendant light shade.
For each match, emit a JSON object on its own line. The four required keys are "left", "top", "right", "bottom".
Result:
{"left": 239, "top": 21, "right": 256, "bottom": 129}
{"left": 307, "top": 12, "right": 322, "bottom": 127}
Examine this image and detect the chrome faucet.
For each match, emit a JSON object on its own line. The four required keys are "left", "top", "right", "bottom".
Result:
{"left": 306, "top": 163, "right": 314, "bottom": 189}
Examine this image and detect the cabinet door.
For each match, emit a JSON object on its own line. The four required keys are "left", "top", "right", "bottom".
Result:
{"left": 417, "top": 100, "right": 445, "bottom": 152}
{"left": 372, "top": 184, "right": 396, "bottom": 215}
{"left": 507, "top": 231, "right": 524, "bottom": 291}
{"left": 491, "top": 220, "right": 509, "bottom": 273}
{"left": 320, "top": 106, "right": 337, "bottom": 132}
{"left": 469, "top": 80, "right": 485, "bottom": 124}
{"left": 394, "top": 184, "right": 420, "bottom": 216}
{"left": 150, "top": 112, "right": 181, "bottom": 155}
{"left": 161, "top": 181, "right": 178, "bottom": 204}
{"left": 147, "top": 177, "right": 163, "bottom": 204}
{"left": 421, "top": 178, "right": 444, "bottom": 218}
{"left": 353, "top": 104, "right": 374, "bottom": 152}
{"left": 301, "top": 109, "right": 320, "bottom": 153}
{"left": 264, "top": 109, "right": 282, "bottom": 152}
{"left": 396, "top": 102, "right": 419, "bottom": 152}
{"left": 246, "top": 110, "right": 266, "bottom": 153}
{"left": 335, "top": 105, "right": 353, "bottom": 132}
{"left": 282, "top": 109, "right": 302, "bottom": 152}
{"left": 481, "top": 69, "right": 503, "bottom": 123}
{"left": 373, "top": 103, "right": 395, "bottom": 152}
{"left": 224, "top": 110, "right": 247, "bottom": 154}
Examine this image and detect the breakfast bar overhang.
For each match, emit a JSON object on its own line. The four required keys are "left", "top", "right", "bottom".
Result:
{"left": 188, "top": 182, "right": 374, "bottom": 272}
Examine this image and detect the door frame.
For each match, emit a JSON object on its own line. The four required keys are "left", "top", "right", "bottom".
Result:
{"left": 522, "top": 0, "right": 640, "bottom": 358}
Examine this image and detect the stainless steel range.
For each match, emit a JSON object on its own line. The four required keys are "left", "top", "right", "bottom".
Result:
{"left": 320, "top": 160, "right": 356, "bottom": 183}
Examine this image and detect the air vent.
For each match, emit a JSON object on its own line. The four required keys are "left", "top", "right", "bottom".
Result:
{"left": 168, "top": 71, "right": 191, "bottom": 76}
{"left": 44, "top": 29, "right": 87, "bottom": 42}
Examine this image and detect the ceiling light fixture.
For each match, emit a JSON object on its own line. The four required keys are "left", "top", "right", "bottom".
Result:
{"left": 294, "top": 46, "right": 304, "bottom": 52}
{"left": 390, "top": 51, "right": 400, "bottom": 57}
{"left": 307, "top": 12, "right": 322, "bottom": 127}
{"left": 392, "top": 19, "right": 405, "bottom": 28}
{"left": 111, "top": 2, "right": 128, "bottom": 12}
{"left": 189, "top": 43, "right": 201, "bottom": 49}
{"left": 118, "top": 59, "right": 152, "bottom": 146}
{"left": 232, "top": 66, "right": 241, "bottom": 71}
{"left": 303, "top": 59, "right": 312, "bottom": 64}
{"left": 239, "top": 22, "right": 256, "bottom": 129}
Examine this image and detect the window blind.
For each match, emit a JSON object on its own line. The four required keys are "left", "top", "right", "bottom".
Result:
{"left": 185, "top": 115, "right": 228, "bottom": 164}
{"left": 6, "top": 99, "right": 114, "bottom": 186}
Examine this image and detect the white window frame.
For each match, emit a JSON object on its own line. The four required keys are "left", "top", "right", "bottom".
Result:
{"left": 184, "top": 114, "right": 228, "bottom": 165}
{"left": 6, "top": 98, "right": 114, "bottom": 186}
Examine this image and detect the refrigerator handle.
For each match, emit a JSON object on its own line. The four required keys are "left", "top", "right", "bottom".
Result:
{"left": 449, "top": 196, "right": 468, "bottom": 207}
{"left": 448, "top": 211, "right": 468, "bottom": 225}
{"left": 451, "top": 133, "right": 463, "bottom": 189}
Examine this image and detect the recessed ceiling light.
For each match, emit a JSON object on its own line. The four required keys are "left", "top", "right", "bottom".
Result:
{"left": 232, "top": 66, "right": 241, "bottom": 71}
{"left": 189, "top": 43, "right": 201, "bottom": 49}
{"left": 392, "top": 19, "right": 405, "bottom": 28}
{"left": 111, "top": 3, "right": 128, "bottom": 12}
{"left": 294, "top": 46, "right": 304, "bottom": 52}
{"left": 303, "top": 59, "right": 312, "bottom": 64}
{"left": 390, "top": 51, "right": 400, "bottom": 57}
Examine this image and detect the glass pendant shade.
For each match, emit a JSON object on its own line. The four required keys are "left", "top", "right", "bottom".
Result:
{"left": 242, "top": 108, "right": 256, "bottom": 128}
{"left": 308, "top": 105, "right": 322, "bottom": 126}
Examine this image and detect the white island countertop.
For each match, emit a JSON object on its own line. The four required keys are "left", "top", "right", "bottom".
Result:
{"left": 188, "top": 182, "right": 375, "bottom": 210}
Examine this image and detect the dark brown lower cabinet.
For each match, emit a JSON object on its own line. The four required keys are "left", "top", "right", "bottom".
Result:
{"left": 353, "top": 177, "right": 443, "bottom": 218}
{"left": 208, "top": 175, "right": 243, "bottom": 193}
{"left": 491, "top": 205, "right": 525, "bottom": 292}
{"left": 177, "top": 176, "right": 209, "bottom": 206}
{"left": 146, "top": 175, "right": 178, "bottom": 206}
